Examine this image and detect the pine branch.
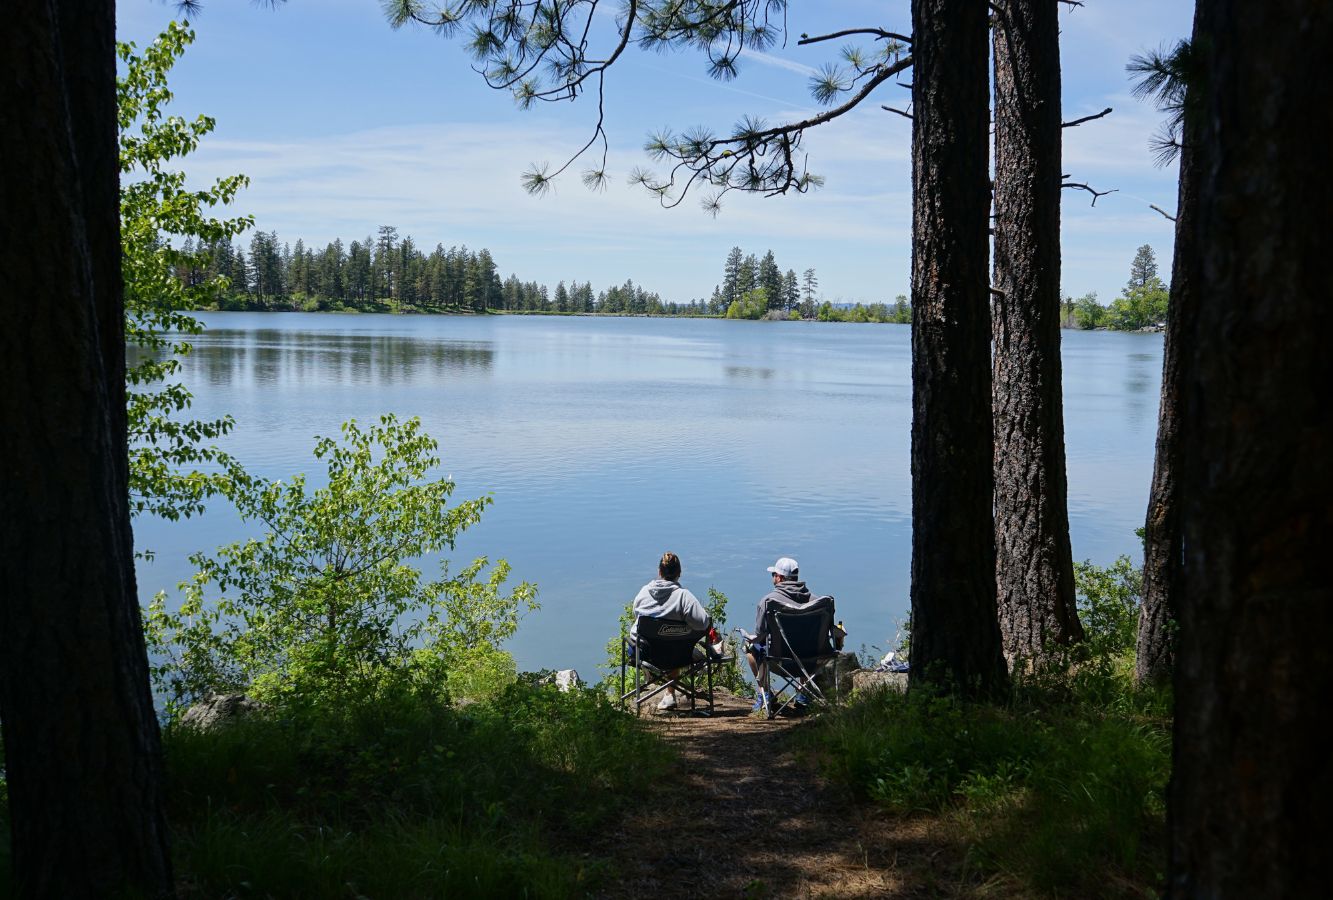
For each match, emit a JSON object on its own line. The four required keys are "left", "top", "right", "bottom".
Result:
{"left": 1062, "top": 107, "right": 1112, "bottom": 128}
{"left": 1061, "top": 177, "right": 1118, "bottom": 206}
{"left": 797, "top": 28, "right": 912, "bottom": 47}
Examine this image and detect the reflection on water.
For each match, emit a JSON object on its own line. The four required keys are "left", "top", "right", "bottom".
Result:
{"left": 135, "top": 313, "right": 1163, "bottom": 677}
{"left": 186, "top": 329, "right": 494, "bottom": 387}
{"left": 724, "top": 365, "right": 776, "bottom": 380}
{"left": 1124, "top": 351, "right": 1156, "bottom": 427}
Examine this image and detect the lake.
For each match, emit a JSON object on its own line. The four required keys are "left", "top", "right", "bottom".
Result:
{"left": 133, "top": 312, "right": 1163, "bottom": 679}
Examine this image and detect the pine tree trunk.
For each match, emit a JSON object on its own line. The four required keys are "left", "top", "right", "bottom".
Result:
{"left": 0, "top": 3, "right": 175, "bottom": 896}
{"left": 1169, "top": 1, "right": 1332, "bottom": 894}
{"left": 1136, "top": 119, "right": 1198, "bottom": 689}
{"left": 990, "top": 0, "right": 1083, "bottom": 666}
{"left": 1138, "top": 6, "right": 1205, "bottom": 688}
{"left": 908, "top": 0, "right": 1009, "bottom": 699}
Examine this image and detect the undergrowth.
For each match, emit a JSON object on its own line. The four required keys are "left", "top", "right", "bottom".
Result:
{"left": 164, "top": 680, "right": 670, "bottom": 898}
{"left": 803, "top": 549, "right": 1170, "bottom": 898}
{"left": 803, "top": 668, "right": 1170, "bottom": 898}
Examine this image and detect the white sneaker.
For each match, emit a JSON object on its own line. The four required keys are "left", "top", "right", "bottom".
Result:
{"left": 657, "top": 693, "right": 678, "bottom": 711}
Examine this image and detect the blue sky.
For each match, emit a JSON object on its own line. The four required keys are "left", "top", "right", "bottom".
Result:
{"left": 117, "top": 0, "right": 1194, "bottom": 304}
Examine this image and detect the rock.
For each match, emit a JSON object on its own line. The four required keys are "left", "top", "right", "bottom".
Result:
{"left": 814, "top": 651, "right": 862, "bottom": 697}
{"left": 546, "top": 669, "right": 582, "bottom": 692}
{"left": 850, "top": 670, "right": 908, "bottom": 694}
{"left": 179, "top": 691, "right": 262, "bottom": 732}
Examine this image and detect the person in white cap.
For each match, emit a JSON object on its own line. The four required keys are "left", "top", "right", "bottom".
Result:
{"left": 746, "top": 556, "right": 825, "bottom": 715}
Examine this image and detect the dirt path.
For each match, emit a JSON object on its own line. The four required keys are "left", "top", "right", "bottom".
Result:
{"left": 589, "top": 690, "right": 968, "bottom": 899}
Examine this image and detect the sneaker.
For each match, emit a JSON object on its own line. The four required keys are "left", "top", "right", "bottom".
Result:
{"left": 657, "top": 693, "right": 678, "bottom": 711}
{"left": 794, "top": 693, "right": 810, "bottom": 709}
{"left": 749, "top": 691, "right": 772, "bottom": 717}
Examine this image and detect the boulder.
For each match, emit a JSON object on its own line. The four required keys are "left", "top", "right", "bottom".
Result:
{"left": 540, "top": 668, "right": 583, "bottom": 692}
{"left": 850, "top": 670, "right": 909, "bottom": 694}
{"left": 179, "top": 691, "right": 262, "bottom": 732}
{"left": 814, "top": 651, "right": 862, "bottom": 697}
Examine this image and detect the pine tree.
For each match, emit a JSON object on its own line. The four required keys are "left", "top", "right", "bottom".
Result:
{"left": 990, "top": 0, "right": 1083, "bottom": 664}
{"left": 783, "top": 269, "right": 800, "bottom": 312}
{"left": 909, "top": 0, "right": 1008, "bottom": 699}
{"left": 758, "top": 249, "right": 782, "bottom": 309}
{"left": 738, "top": 253, "right": 758, "bottom": 295}
{"left": 1128, "top": 243, "right": 1159, "bottom": 289}
{"left": 721, "top": 246, "right": 744, "bottom": 304}
{"left": 802, "top": 267, "right": 819, "bottom": 304}
{"left": 2, "top": 5, "right": 175, "bottom": 890}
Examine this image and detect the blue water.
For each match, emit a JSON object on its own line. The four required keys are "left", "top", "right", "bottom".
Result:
{"left": 132, "top": 313, "right": 1163, "bottom": 677}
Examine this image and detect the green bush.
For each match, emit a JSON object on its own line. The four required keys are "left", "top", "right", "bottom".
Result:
{"left": 1074, "top": 555, "right": 1143, "bottom": 667}
{"left": 724, "top": 288, "right": 769, "bottom": 319}
{"left": 145, "top": 415, "right": 537, "bottom": 712}
{"left": 164, "top": 682, "right": 671, "bottom": 897}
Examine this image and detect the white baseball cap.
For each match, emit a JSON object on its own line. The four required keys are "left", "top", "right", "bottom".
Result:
{"left": 766, "top": 557, "right": 799, "bottom": 578}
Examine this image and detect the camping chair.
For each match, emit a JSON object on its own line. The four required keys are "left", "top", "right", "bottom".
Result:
{"left": 619, "top": 617, "right": 717, "bottom": 716}
{"left": 759, "top": 600, "right": 839, "bottom": 719}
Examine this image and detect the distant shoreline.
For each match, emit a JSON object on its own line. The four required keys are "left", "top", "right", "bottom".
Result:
{"left": 197, "top": 304, "right": 917, "bottom": 324}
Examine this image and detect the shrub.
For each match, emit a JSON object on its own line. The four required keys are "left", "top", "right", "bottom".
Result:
{"left": 1074, "top": 555, "right": 1143, "bottom": 667}
{"left": 145, "top": 415, "right": 536, "bottom": 711}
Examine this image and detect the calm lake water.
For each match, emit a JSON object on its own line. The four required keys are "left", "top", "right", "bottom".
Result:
{"left": 134, "top": 312, "right": 1163, "bottom": 678}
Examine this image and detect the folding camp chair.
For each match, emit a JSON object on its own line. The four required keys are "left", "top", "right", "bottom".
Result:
{"left": 759, "top": 600, "right": 839, "bottom": 719}
{"left": 619, "top": 616, "right": 717, "bottom": 716}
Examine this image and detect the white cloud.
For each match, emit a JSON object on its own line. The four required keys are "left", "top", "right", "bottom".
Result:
{"left": 191, "top": 117, "right": 915, "bottom": 301}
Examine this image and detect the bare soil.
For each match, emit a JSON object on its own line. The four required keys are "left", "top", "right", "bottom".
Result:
{"left": 588, "top": 689, "right": 975, "bottom": 899}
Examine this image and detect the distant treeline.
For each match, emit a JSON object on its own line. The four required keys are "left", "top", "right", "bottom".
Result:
{"left": 1059, "top": 244, "right": 1170, "bottom": 332}
{"left": 172, "top": 227, "right": 914, "bottom": 322}
{"left": 175, "top": 225, "right": 699, "bottom": 316}
{"left": 710, "top": 246, "right": 912, "bottom": 323}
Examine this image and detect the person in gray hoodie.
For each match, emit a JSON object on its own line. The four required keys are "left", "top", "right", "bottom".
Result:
{"left": 746, "top": 556, "right": 834, "bottom": 713}
{"left": 628, "top": 551, "right": 712, "bottom": 710}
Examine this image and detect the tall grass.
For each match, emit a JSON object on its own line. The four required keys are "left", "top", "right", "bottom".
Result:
{"left": 804, "top": 670, "right": 1171, "bottom": 898}
{"left": 164, "top": 680, "right": 670, "bottom": 898}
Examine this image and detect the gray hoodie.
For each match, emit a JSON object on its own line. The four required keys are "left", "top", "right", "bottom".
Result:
{"left": 754, "top": 579, "right": 832, "bottom": 642}
{"left": 629, "top": 579, "right": 710, "bottom": 639}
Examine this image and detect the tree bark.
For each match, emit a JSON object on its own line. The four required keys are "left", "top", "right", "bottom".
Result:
{"left": 1136, "top": 12, "right": 1201, "bottom": 687}
{"left": 990, "top": 0, "right": 1083, "bottom": 666}
{"left": 0, "top": 2, "right": 175, "bottom": 896}
{"left": 908, "top": 0, "right": 1008, "bottom": 699}
{"left": 1169, "top": 0, "right": 1333, "bottom": 894}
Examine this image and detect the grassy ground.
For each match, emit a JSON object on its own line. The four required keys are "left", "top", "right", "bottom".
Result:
{"left": 800, "top": 669, "right": 1171, "bottom": 898}
{"left": 162, "top": 681, "right": 669, "bottom": 898}
{"left": 0, "top": 667, "right": 1171, "bottom": 898}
